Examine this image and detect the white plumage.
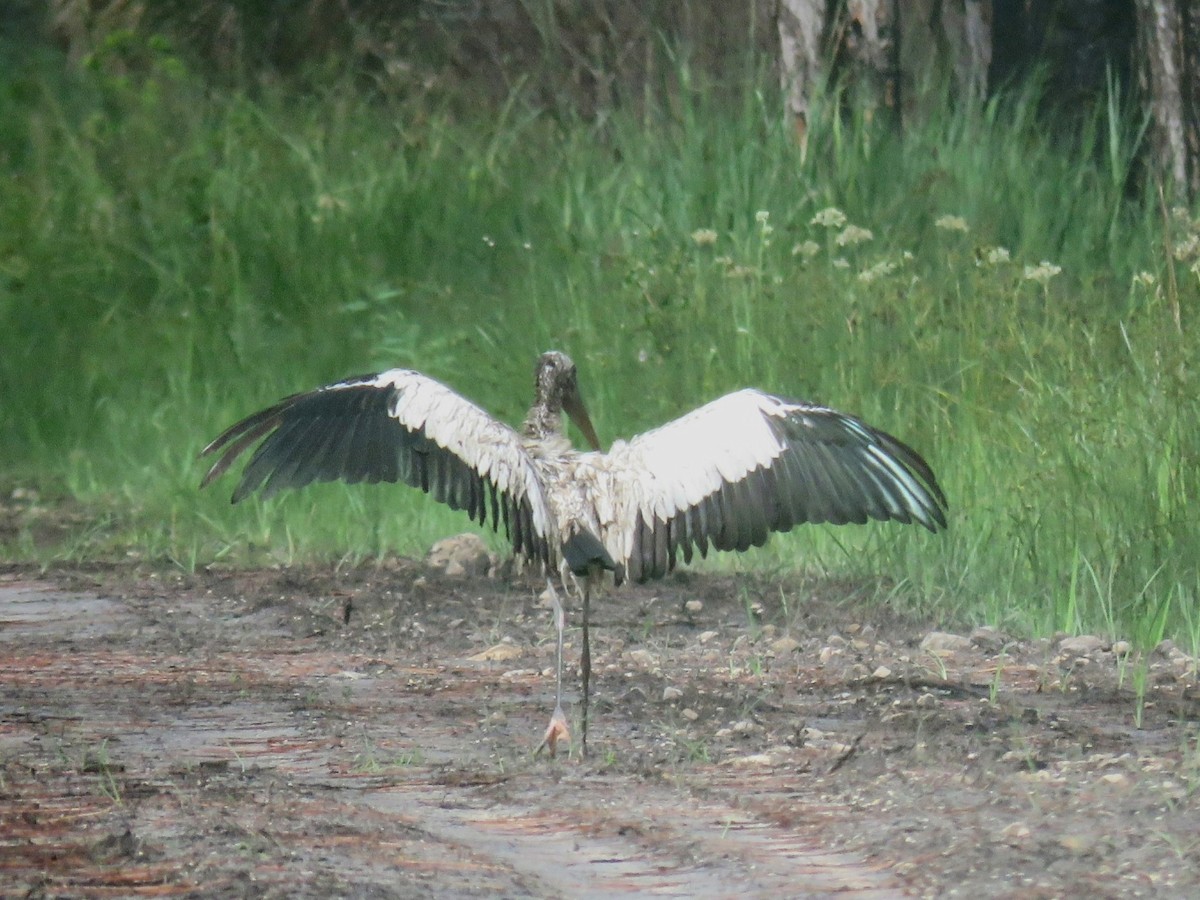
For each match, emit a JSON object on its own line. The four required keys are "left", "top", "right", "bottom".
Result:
{"left": 201, "top": 350, "right": 947, "bottom": 754}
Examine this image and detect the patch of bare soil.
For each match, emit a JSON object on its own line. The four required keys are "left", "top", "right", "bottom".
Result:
{"left": 2, "top": 559, "right": 1199, "bottom": 898}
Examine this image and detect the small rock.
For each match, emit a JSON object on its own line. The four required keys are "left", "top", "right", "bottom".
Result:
{"left": 1100, "top": 772, "right": 1130, "bottom": 788}
{"left": 760, "top": 624, "right": 778, "bottom": 641}
{"left": 827, "top": 634, "right": 848, "bottom": 648}
{"left": 684, "top": 599, "right": 703, "bottom": 614}
{"left": 729, "top": 753, "right": 774, "bottom": 768}
{"left": 770, "top": 636, "right": 801, "bottom": 655}
{"left": 1058, "top": 833, "right": 1095, "bottom": 855}
{"left": 731, "top": 719, "right": 758, "bottom": 735}
{"left": 1058, "top": 634, "right": 1106, "bottom": 656}
{"left": 468, "top": 642, "right": 523, "bottom": 662}
{"left": 1000, "top": 822, "right": 1031, "bottom": 843}
{"left": 818, "top": 646, "right": 840, "bottom": 665}
{"left": 681, "top": 707, "right": 699, "bottom": 721}
{"left": 662, "top": 686, "right": 684, "bottom": 702}
{"left": 920, "top": 631, "right": 972, "bottom": 654}
{"left": 1154, "top": 638, "right": 1178, "bottom": 658}
{"left": 502, "top": 668, "right": 537, "bottom": 679}
{"left": 970, "top": 626, "right": 1007, "bottom": 652}
{"left": 915, "top": 692, "right": 938, "bottom": 708}
{"left": 627, "top": 648, "right": 656, "bottom": 667}
{"left": 1111, "top": 640, "right": 1132, "bottom": 658}
{"left": 871, "top": 665, "right": 893, "bottom": 679}
{"left": 1167, "top": 645, "right": 1192, "bottom": 664}
{"left": 618, "top": 684, "right": 648, "bottom": 702}
{"left": 847, "top": 663, "right": 870, "bottom": 680}
{"left": 426, "top": 534, "right": 493, "bottom": 578}
{"left": 850, "top": 638, "right": 870, "bottom": 652}
{"left": 698, "top": 630, "right": 719, "bottom": 644}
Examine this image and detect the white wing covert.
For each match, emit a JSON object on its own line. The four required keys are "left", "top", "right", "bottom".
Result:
{"left": 604, "top": 389, "right": 947, "bottom": 582}
{"left": 200, "top": 370, "right": 553, "bottom": 566}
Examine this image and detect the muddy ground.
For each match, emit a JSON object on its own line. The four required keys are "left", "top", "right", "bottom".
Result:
{"left": 2, "top": 553, "right": 1199, "bottom": 898}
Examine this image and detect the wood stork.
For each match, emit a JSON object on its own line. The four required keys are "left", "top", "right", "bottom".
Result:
{"left": 201, "top": 350, "right": 947, "bottom": 756}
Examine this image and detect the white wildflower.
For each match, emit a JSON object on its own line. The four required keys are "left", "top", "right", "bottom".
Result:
{"left": 832, "top": 257, "right": 851, "bottom": 269}
{"left": 755, "top": 210, "right": 770, "bottom": 225}
{"left": 791, "top": 240, "right": 821, "bottom": 259}
{"left": 316, "top": 193, "right": 348, "bottom": 212}
{"left": 1173, "top": 233, "right": 1200, "bottom": 261}
{"left": 934, "top": 214, "right": 969, "bottom": 233}
{"left": 482, "top": 235, "right": 496, "bottom": 248}
{"left": 978, "top": 246, "right": 1011, "bottom": 266}
{"left": 810, "top": 207, "right": 847, "bottom": 228}
{"left": 1131, "top": 271, "right": 1157, "bottom": 288}
{"left": 1022, "top": 260, "right": 1062, "bottom": 285}
{"left": 691, "top": 228, "right": 718, "bottom": 246}
{"left": 857, "top": 260, "right": 897, "bottom": 283}
{"left": 835, "top": 225, "right": 873, "bottom": 247}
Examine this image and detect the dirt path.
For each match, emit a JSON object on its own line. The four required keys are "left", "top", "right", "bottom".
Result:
{"left": 2, "top": 563, "right": 1199, "bottom": 897}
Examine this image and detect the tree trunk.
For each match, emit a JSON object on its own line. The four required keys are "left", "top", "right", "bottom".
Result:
{"left": 900, "top": 0, "right": 991, "bottom": 122}
{"left": 777, "top": 1, "right": 992, "bottom": 148}
{"left": 946, "top": 0, "right": 992, "bottom": 105}
{"left": 777, "top": 0, "right": 829, "bottom": 154}
{"left": 1183, "top": 3, "right": 1200, "bottom": 199}
{"left": 1137, "top": 0, "right": 1200, "bottom": 199}
{"left": 841, "top": 0, "right": 902, "bottom": 120}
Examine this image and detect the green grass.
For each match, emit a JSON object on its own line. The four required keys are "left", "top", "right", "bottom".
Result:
{"left": 3, "top": 44, "right": 1200, "bottom": 651}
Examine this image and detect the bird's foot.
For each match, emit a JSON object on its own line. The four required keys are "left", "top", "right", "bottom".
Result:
{"left": 534, "top": 704, "right": 571, "bottom": 758}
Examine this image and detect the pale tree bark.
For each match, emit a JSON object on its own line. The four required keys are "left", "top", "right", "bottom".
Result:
{"left": 1138, "top": 0, "right": 1190, "bottom": 192}
{"left": 777, "top": 0, "right": 828, "bottom": 153}
{"left": 1184, "top": 3, "right": 1200, "bottom": 199}
{"left": 845, "top": 0, "right": 901, "bottom": 122}
{"left": 776, "top": 0, "right": 900, "bottom": 146}
{"left": 899, "top": 0, "right": 991, "bottom": 121}
{"left": 945, "top": 0, "right": 991, "bottom": 105}
{"left": 777, "top": 1, "right": 992, "bottom": 148}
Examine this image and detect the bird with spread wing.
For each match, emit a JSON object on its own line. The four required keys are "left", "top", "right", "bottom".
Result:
{"left": 201, "top": 350, "right": 947, "bottom": 756}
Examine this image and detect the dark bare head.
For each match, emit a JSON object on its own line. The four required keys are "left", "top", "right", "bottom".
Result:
{"left": 530, "top": 351, "right": 601, "bottom": 451}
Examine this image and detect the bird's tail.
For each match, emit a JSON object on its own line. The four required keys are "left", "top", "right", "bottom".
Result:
{"left": 561, "top": 529, "right": 617, "bottom": 577}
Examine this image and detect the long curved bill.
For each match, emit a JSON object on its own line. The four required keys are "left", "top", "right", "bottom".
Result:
{"left": 563, "top": 387, "right": 602, "bottom": 451}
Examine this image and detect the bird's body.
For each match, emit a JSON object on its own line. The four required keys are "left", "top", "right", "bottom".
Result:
{"left": 202, "top": 350, "right": 947, "bottom": 755}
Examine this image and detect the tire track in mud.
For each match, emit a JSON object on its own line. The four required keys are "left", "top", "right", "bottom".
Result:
{"left": 0, "top": 581, "right": 904, "bottom": 897}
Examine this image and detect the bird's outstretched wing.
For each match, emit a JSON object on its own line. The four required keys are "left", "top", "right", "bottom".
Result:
{"left": 200, "top": 370, "right": 553, "bottom": 565}
{"left": 601, "top": 389, "right": 947, "bottom": 582}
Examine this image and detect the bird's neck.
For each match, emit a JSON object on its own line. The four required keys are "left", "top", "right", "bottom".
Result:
{"left": 522, "top": 402, "right": 573, "bottom": 457}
